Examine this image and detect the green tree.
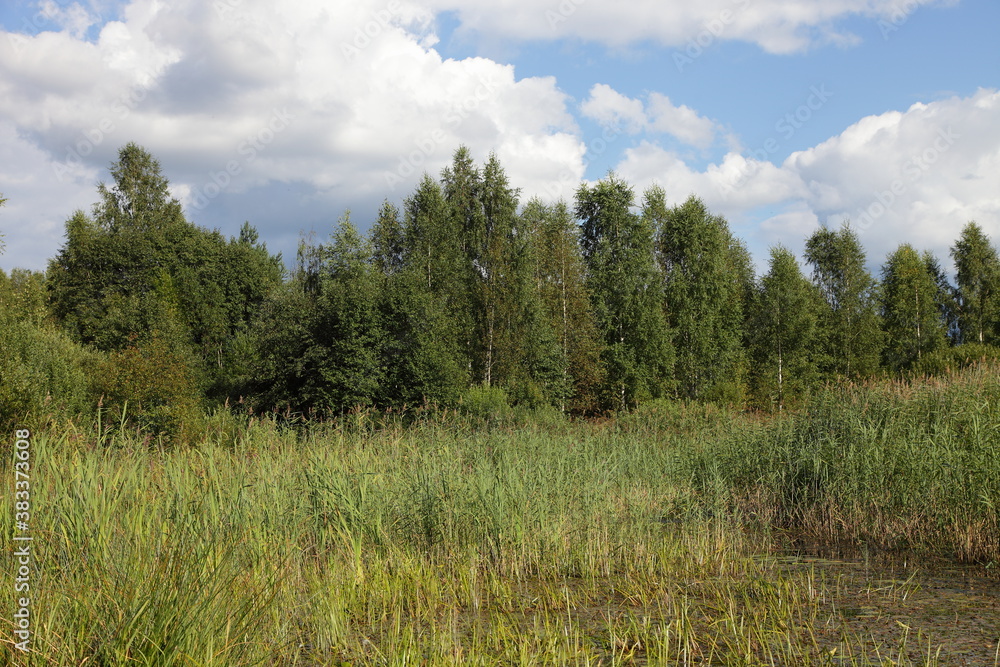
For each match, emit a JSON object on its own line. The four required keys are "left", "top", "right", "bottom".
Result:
{"left": 804, "top": 223, "right": 883, "bottom": 379}
{"left": 370, "top": 200, "right": 405, "bottom": 276}
{"left": 577, "top": 175, "right": 672, "bottom": 409}
{"left": 94, "top": 142, "right": 185, "bottom": 234}
{"left": 879, "top": 245, "right": 948, "bottom": 371}
{"left": 950, "top": 221, "right": 1000, "bottom": 345}
{"left": 749, "top": 247, "right": 821, "bottom": 411}
{"left": 48, "top": 144, "right": 283, "bottom": 411}
{"left": 526, "top": 198, "right": 604, "bottom": 413}
{"left": 923, "top": 251, "right": 961, "bottom": 344}
{"left": 250, "top": 216, "right": 385, "bottom": 415}
{"left": 313, "top": 215, "right": 385, "bottom": 409}
{"left": 383, "top": 174, "right": 471, "bottom": 407}
{"left": 657, "top": 194, "right": 750, "bottom": 402}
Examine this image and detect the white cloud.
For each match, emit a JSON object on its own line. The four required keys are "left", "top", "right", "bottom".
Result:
{"left": 580, "top": 83, "right": 646, "bottom": 134}
{"left": 580, "top": 84, "right": 720, "bottom": 149}
{"left": 0, "top": 0, "right": 586, "bottom": 269}
{"left": 422, "top": 0, "right": 954, "bottom": 54}
{"left": 0, "top": 122, "right": 96, "bottom": 271}
{"left": 612, "top": 89, "right": 1000, "bottom": 272}
{"left": 646, "top": 93, "right": 718, "bottom": 148}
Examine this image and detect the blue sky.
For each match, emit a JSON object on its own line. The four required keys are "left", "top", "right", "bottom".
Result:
{"left": 0, "top": 0, "right": 997, "bottom": 275}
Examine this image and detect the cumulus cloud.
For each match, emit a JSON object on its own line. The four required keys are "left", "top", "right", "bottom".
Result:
{"left": 581, "top": 84, "right": 720, "bottom": 149}
{"left": 0, "top": 0, "right": 585, "bottom": 268}
{"left": 613, "top": 89, "right": 1000, "bottom": 271}
{"left": 0, "top": 0, "right": 991, "bottom": 278}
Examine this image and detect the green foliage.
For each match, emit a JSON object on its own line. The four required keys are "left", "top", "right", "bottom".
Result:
{"left": 249, "top": 216, "right": 385, "bottom": 416}
{"left": 879, "top": 244, "right": 947, "bottom": 371}
{"left": 804, "top": 223, "right": 883, "bottom": 380}
{"left": 0, "top": 286, "right": 95, "bottom": 427}
{"left": 526, "top": 198, "right": 604, "bottom": 413}
{"left": 47, "top": 145, "right": 283, "bottom": 405}
{"left": 950, "top": 221, "right": 1000, "bottom": 345}
{"left": 0, "top": 269, "right": 95, "bottom": 427}
{"left": 577, "top": 176, "right": 673, "bottom": 409}
{"left": 657, "top": 194, "right": 750, "bottom": 402}
{"left": 749, "top": 246, "right": 821, "bottom": 411}
{"left": 312, "top": 215, "right": 385, "bottom": 409}
{"left": 93, "top": 331, "right": 204, "bottom": 441}
{"left": 912, "top": 342, "right": 1000, "bottom": 376}
{"left": 460, "top": 384, "right": 514, "bottom": 423}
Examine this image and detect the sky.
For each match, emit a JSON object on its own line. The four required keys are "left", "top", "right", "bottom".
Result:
{"left": 0, "top": 0, "right": 997, "bottom": 277}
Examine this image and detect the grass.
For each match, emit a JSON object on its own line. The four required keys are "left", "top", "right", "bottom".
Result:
{"left": 1, "top": 365, "right": 999, "bottom": 665}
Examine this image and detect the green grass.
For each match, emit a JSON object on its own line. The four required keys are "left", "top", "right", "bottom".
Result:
{"left": 2, "top": 365, "right": 999, "bottom": 665}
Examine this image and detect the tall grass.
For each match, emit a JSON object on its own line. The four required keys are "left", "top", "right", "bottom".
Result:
{"left": 684, "top": 364, "right": 1000, "bottom": 561}
{"left": 1, "top": 365, "right": 998, "bottom": 664}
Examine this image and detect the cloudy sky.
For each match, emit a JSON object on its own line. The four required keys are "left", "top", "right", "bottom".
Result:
{"left": 0, "top": 0, "right": 997, "bottom": 276}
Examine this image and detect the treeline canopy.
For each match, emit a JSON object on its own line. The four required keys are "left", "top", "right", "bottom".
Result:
{"left": 3, "top": 143, "right": 1000, "bottom": 432}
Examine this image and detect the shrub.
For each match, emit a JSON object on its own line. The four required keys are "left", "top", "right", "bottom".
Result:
{"left": 912, "top": 343, "right": 1000, "bottom": 377}
{"left": 93, "top": 331, "right": 203, "bottom": 442}
{"left": 460, "top": 385, "right": 513, "bottom": 424}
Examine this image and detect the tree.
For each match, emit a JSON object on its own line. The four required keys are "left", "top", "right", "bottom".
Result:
{"left": 250, "top": 216, "right": 384, "bottom": 415}
{"left": 749, "top": 247, "right": 821, "bottom": 411}
{"left": 526, "top": 198, "right": 604, "bottom": 413}
{"left": 94, "top": 142, "right": 186, "bottom": 234}
{"left": 804, "top": 224, "right": 883, "bottom": 379}
{"left": 311, "top": 216, "right": 384, "bottom": 409}
{"left": 370, "top": 200, "right": 405, "bottom": 276}
{"left": 923, "top": 251, "right": 961, "bottom": 344}
{"left": 879, "top": 245, "right": 948, "bottom": 371}
{"left": 950, "top": 221, "right": 1000, "bottom": 345}
{"left": 577, "top": 175, "right": 672, "bottom": 409}
{"left": 48, "top": 144, "right": 283, "bottom": 407}
{"left": 379, "top": 173, "right": 471, "bottom": 407}
{"left": 657, "top": 194, "right": 750, "bottom": 402}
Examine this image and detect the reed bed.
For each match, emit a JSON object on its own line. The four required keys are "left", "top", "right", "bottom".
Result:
{"left": 1, "top": 366, "right": 998, "bottom": 665}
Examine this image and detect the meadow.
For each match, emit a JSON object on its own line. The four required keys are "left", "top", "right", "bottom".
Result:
{"left": 2, "top": 365, "right": 999, "bottom": 665}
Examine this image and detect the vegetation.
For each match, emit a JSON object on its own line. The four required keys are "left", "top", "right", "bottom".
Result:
{"left": 2, "top": 145, "right": 1000, "bottom": 664}
{"left": 2, "top": 143, "right": 998, "bottom": 429}
{"left": 2, "top": 368, "right": 999, "bottom": 664}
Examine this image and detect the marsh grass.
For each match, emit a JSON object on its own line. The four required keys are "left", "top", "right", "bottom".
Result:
{"left": 1, "top": 365, "right": 999, "bottom": 665}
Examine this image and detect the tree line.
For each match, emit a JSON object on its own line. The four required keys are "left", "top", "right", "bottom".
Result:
{"left": 2, "top": 143, "right": 999, "bottom": 435}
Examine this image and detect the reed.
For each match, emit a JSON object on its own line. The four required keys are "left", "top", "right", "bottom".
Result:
{"left": 2, "top": 365, "right": 998, "bottom": 664}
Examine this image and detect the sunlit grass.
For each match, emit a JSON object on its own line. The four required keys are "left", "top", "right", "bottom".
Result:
{"left": 2, "top": 365, "right": 999, "bottom": 664}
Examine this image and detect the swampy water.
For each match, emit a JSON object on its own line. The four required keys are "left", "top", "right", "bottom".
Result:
{"left": 768, "top": 543, "right": 999, "bottom": 666}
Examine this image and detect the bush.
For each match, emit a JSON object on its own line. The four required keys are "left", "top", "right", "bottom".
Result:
{"left": 0, "top": 269, "right": 96, "bottom": 427}
{"left": 93, "top": 331, "right": 203, "bottom": 442}
{"left": 912, "top": 343, "right": 1000, "bottom": 377}
{"left": 0, "top": 319, "right": 96, "bottom": 428}
{"left": 460, "top": 385, "right": 513, "bottom": 424}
